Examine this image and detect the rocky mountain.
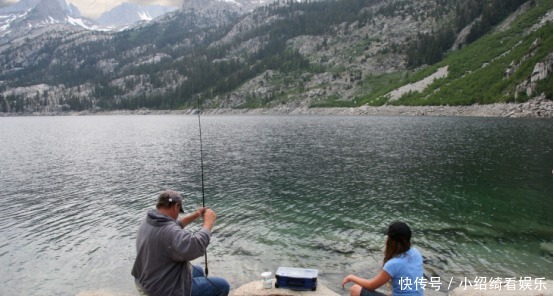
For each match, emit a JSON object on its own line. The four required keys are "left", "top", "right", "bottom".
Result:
{"left": 0, "top": 0, "right": 102, "bottom": 43}
{"left": 97, "top": 3, "right": 178, "bottom": 28}
{"left": 0, "top": 0, "right": 41, "bottom": 13}
{"left": 20, "top": 0, "right": 81, "bottom": 21}
{"left": 0, "top": 0, "right": 181, "bottom": 37}
{"left": 0, "top": 0, "right": 551, "bottom": 114}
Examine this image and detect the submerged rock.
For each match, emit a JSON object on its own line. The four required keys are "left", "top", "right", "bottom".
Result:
{"left": 540, "top": 242, "right": 553, "bottom": 256}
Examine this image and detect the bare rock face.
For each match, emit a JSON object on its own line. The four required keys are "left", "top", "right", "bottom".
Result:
{"left": 516, "top": 54, "right": 553, "bottom": 99}
{"left": 530, "top": 56, "right": 553, "bottom": 83}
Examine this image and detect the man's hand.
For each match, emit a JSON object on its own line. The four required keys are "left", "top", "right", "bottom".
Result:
{"left": 179, "top": 207, "right": 206, "bottom": 228}
{"left": 202, "top": 209, "right": 216, "bottom": 231}
{"left": 195, "top": 207, "right": 206, "bottom": 218}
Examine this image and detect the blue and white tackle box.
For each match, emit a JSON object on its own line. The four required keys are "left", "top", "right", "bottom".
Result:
{"left": 275, "top": 267, "right": 318, "bottom": 291}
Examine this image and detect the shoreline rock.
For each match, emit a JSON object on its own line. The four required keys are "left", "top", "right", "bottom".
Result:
{"left": 76, "top": 280, "right": 553, "bottom": 296}
{"left": 0, "top": 97, "right": 551, "bottom": 118}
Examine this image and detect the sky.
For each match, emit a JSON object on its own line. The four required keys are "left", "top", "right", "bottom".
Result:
{"left": 0, "top": 0, "right": 182, "bottom": 19}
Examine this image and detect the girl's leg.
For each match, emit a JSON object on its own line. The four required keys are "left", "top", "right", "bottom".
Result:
{"left": 353, "top": 284, "right": 387, "bottom": 296}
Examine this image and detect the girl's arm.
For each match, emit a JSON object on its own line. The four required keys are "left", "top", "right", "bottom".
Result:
{"left": 342, "top": 270, "right": 391, "bottom": 291}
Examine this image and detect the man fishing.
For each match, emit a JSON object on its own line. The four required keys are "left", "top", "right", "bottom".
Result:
{"left": 132, "top": 189, "right": 230, "bottom": 296}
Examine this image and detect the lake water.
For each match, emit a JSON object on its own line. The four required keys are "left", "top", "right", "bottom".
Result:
{"left": 0, "top": 115, "right": 551, "bottom": 295}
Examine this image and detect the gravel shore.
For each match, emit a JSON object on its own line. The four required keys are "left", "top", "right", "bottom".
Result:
{"left": 90, "top": 98, "right": 554, "bottom": 118}
{"left": 1, "top": 97, "right": 551, "bottom": 118}
{"left": 204, "top": 97, "right": 552, "bottom": 118}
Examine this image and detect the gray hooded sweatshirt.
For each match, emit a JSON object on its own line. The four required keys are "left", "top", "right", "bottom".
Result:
{"left": 132, "top": 209, "right": 211, "bottom": 296}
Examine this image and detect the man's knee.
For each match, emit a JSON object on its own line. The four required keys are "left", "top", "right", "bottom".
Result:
{"left": 213, "top": 277, "right": 230, "bottom": 296}
{"left": 192, "top": 265, "right": 205, "bottom": 277}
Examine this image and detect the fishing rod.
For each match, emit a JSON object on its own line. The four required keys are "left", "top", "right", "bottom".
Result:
{"left": 196, "top": 95, "right": 209, "bottom": 276}
{"left": 195, "top": 95, "right": 223, "bottom": 296}
{"left": 189, "top": 41, "right": 209, "bottom": 276}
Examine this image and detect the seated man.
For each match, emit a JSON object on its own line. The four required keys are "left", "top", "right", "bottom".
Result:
{"left": 132, "top": 190, "right": 230, "bottom": 296}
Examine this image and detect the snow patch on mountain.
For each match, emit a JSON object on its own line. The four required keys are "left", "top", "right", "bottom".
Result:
{"left": 138, "top": 11, "right": 153, "bottom": 21}
{"left": 97, "top": 3, "right": 177, "bottom": 27}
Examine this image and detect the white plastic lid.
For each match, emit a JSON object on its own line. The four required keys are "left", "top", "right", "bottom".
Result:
{"left": 261, "top": 271, "right": 272, "bottom": 278}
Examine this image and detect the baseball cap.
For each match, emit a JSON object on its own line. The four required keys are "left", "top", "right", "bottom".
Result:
{"left": 157, "top": 190, "right": 185, "bottom": 213}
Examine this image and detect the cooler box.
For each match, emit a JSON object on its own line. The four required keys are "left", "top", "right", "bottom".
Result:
{"left": 275, "top": 267, "right": 318, "bottom": 291}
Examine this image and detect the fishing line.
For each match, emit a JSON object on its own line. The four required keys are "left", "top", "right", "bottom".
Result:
{"left": 189, "top": 40, "right": 209, "bottom": 277}
{"left": 196, "top": 94, "right": 209, "bottom": 277}
{"left": 192, "top": 42, "right": 222, "bottom": 295}
{"left": 197, "top": 100, "right": 206, "bottom": 209}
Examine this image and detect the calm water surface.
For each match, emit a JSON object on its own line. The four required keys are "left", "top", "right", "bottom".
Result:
{"left": 0, "top": 115, "right": 551, "bottom": 295}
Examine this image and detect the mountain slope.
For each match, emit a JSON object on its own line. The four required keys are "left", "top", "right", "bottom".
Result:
{"left": 352, "top": 0, "right": 553, "bottom": 107}
{"left": 0, "top": 0, "right": 551, "bottom": 113}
